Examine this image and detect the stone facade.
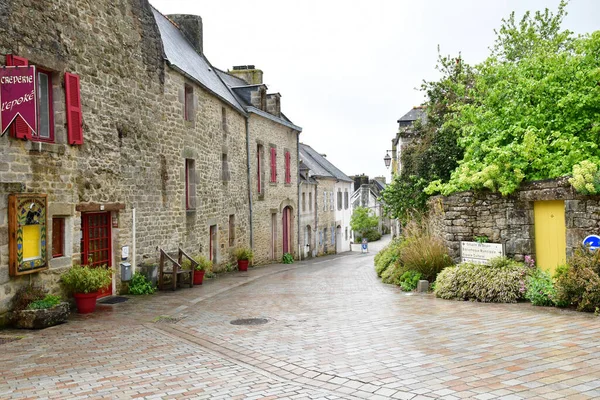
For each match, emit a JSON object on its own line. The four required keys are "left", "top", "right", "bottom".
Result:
{"left": 316, "top": 179, "right": 337, "bottom": 256}
{"left": 299, "top": 178, "right": 317, "bottom": 259}
{"left": 0, "top": 0, "right": 305, "bottom": 320}
{"left": 248, "top": 113, "right": 299, "bottom": 265}
{"left": 428, "top": 178, "right": 600, "bottom": 264}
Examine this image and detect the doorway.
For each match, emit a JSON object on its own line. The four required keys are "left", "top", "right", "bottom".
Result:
{"left": 534, "top": 200, "right": 566, "bottom": 274}
{"left": 81, "top": 212, "right": 112, "bottom": 298}
{"left": 282, "top": 206, "right": 292, "bottom": 255}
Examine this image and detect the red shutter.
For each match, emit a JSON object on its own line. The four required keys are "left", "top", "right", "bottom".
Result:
{"left": 6, "top": 55, "right": 33, "bottom": 140}
{"left": 270, "top": 147, "right": 277, "bottom": 183}
{"left": 65, "top": 72, "right": 83, "bottom": 145}
{"left": 285, "top": 151, "right": 291, "bottom": 184}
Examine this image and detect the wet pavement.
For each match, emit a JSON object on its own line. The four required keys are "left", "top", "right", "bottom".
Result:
{"left": 1, "top": 236, "right": 600, "bottom": 399}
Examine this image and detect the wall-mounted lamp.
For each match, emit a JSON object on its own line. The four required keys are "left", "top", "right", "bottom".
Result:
{"left": 383, "top": 150, "right": 393, "bottom": 169}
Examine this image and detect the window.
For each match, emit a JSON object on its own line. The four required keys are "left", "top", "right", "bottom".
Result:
{"left": 52, "top": 217, "right": 64, "bottom": 258}
{"left": 36, "top": 69, "right": 53, "bottom": 141}
{"left": 284, "top": 151, "right": 291, "bottom": 184}
{"left": 337, "top": 190, "right": 342, "bottom": 211}
{"left": 184, "top": 84, "right": 193, "bottom": 121}
{"left": 222, "top": 153, "right": 230, "bottom": 182}
{"left": 257, "top": 144, "right": 264, "bottom": 194}
{"left": 229, "top": 215, "right": 235, "bottom": 247}
{"left": 330, "top": 192, "right": 334, "bottom": 211}
{"left": 323, "top": 191, "right": 327, "bottom": 211}
{"left": 222, "top": 106, "right": 227, "bottom": 131}
{"left": 302, "top": 192, "right": 306, "bottom": 212}
{"left": 270, "top": 147, "right": 277, "bottom": 183}
{"left": 344, "top": 190, "right": 349, "bottom": 210}
{"left": 185, "top": 159, "right": 196, "bottom": 210}
{"left": 309, "top": 192, "right": 313, "bottom": 211}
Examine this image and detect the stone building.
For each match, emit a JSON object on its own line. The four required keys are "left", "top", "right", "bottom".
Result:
{"left": 350, "top": 175, "right": 389, "bottom": 235}
{"left": 299, "top": 144, "right": 353, "bottom": 256}
{"left": 217, "top": 66, "right": 301, "bottom": 265}
{"left": 0, "top": 0, "right": 301, "bottom": 320}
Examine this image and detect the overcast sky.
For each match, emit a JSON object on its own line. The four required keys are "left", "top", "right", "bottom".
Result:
{"left": 149, "top": 0, "right": 599, "bottom": 182}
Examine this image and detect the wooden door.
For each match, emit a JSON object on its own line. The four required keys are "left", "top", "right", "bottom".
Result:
{"left": 534, "top": 201, "right": 566, "bottom": 274}
{"left": 82, "top": 212, "right": 112, "bottom": 297}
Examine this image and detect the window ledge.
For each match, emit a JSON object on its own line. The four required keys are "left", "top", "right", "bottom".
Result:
{"left": 26, "top": 141, "right": 66, "bottom": 155}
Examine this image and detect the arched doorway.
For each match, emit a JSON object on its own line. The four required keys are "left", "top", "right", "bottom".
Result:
{"left": 282, "top": 206, "right": 293, "bottom": 256}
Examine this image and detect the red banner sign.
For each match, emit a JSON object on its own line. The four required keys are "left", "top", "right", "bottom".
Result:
{"left": 0, "top": 66, "right": 37, "bottom": 136}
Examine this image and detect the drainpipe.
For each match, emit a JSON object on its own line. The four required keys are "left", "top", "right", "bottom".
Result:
{"left": 297, "top": 133, "right": 301, "bottom": 260}
{"left": 246, "top": 117, "right": 253, "bottom": 249}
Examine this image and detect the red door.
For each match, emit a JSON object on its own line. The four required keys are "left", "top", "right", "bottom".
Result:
{"left": 82, "top": 212, "right": 112, "bottom": 297}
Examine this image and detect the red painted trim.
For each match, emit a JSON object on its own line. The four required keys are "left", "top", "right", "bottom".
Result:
{"left": 257, "top": 147, "right": 261, "bottom": 193}
{"left": 65, "top": 72, "right": 83, "bottom": 145}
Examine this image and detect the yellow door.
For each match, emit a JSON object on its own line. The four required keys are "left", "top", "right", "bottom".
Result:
{"left": 534, "top": 200, "right": 566, "bottom": 274}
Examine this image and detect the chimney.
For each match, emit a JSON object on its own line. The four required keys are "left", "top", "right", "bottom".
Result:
{"left": 168, "top": 14, "right": 203, "bottom": 54}
{"left": 266, "top": 93, "right": 281, "bottom": 117}
{"left": 374, "top": 176, "right": 386, "bottom": 184}
{"left": 229, "top": 65, "right": 263, "bottom": 85}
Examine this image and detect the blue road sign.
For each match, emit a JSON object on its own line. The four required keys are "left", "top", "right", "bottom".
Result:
{"left": 582, "top": 235, "right": 600, "bottom": 251}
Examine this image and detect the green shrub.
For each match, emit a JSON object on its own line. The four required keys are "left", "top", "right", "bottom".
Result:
{"left": 234, "top": 247, "right": 254, "bottom": 261}
{"left": 28, "top": 295, "right": 62, "bottom": 310}
{"left": 398, "top": 219, "right": 453, "bottom": 281}
{"left": 381, "top": 261, "right": 410, "bottom": 285}
{"left": 374, "top": 238, "right": 403, "bottom": 277}
{"left": 193, "top": 255, "right": 212, "bottom": 271}
{"left": 61, "top": 265, "right": 112, "bottom": 294}
{"left": 434, "top": 260, "right": 529, "bottom": 303}
{"left": 282, "top": 253, "right": 294, "bottom": 264}
{"left": 525, "top": 269, "right": 556, "bottom": 306}
{"left": 554, "top": 248, "right": 600, "bottom": 312}
{"left": 398, "top": 270, "right": 422, "bottom": 291}
{"left": 355, "top": 230, "right": 382, "bottom": 243}
{"left": 128, "top": 272, "right": 155, "bottom": 295}
{"left": 12, "top": 285, "right": 47, "bottom": 311}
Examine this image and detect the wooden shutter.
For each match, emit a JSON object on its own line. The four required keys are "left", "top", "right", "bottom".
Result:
{"left": 6, "top": 55, "right": 33, "bottom": 140}
{"left": 257, "top": 148, "right": 262, "bottom": 193}
{"left": 65, "top": 72, "right": 83, "bottom": 145}
{"left": 270, "top": 147, "right": 277, "bottom": 183}
{"left": 285, "top": 151, "right": 291, "bottom": 184}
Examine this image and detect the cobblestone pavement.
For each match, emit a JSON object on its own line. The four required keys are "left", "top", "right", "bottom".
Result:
{"left": 1, "top": 236, "right": 600, "bottom": 399}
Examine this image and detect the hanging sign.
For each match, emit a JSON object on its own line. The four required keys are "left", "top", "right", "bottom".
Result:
{"left": 0, "top": 65, "right": 37, "bottom": 136}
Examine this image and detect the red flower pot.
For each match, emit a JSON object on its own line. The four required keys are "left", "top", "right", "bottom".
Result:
{"left": 237, "top": 260, "right": 249, "bottom": 271}
{"left": 73, "top": 292, "right": 98, "bottom": 314}
{"left": 193, "top": 270, "right": 205, "bottom": 285}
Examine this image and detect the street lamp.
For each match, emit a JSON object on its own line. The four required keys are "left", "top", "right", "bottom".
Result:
{"left": 383, "top": 150, "right": 393, "bottom": 169}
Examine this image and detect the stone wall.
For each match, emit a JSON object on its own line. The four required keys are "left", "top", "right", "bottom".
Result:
{"left": 0, "top": 0, "right": 250, "bottom": 318}
{"left": 429, "top": 178, "right": 600, "bottom": 262}
{"left": 248, "top": 114, "right": 299, "bottom": 265}
{"left": 315, "top": 179, "right": 337, "bottom": 256}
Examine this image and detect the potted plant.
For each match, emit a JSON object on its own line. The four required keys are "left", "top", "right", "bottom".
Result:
{"left": 234, "top": 247, "right": 254, "bottom": 271}
{"left": 192, "top": 255, "right": 212, "bottom": 285}
{"left": 61, "top": 264, "right": 112, "bottom": 314}
{"left": 10, "top": 285, "right": 69, "bottom": 329}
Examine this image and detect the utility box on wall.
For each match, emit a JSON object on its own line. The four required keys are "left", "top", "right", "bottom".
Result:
{"left": 120, "top": 262, "right": 132, "bottom": 282}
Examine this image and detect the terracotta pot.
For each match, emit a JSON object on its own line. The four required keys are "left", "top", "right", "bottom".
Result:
{"left": 237, "top": 259, "right": 249, "bottom": 271}
{"left": 193, "top": 269, "right": 205, "bottom": 285}
{"left": 73, "top": 292, "right": 98, "bottom": 314}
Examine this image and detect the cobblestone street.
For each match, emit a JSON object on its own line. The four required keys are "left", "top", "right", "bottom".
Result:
{"left": 1, "top": 237, "right": 600, "bottom": 399}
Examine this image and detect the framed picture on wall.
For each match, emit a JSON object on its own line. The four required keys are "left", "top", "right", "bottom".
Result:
{"left": 8, "top": 194, "right": 48, "bottom": 276}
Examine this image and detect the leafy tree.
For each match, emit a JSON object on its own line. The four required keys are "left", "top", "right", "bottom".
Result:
{"left": 381, "top": 52, "right": 474, "bottom": 222}
{"left": 350, "top": 206, "right": 379, "bottom": 236}
{"left": 427, "top": 2, "right": 600, "bottom": 195}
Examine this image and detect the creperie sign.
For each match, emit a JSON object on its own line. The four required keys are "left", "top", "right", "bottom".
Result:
{"left": 0, "top": 65, "right": 37, "bottom": 136}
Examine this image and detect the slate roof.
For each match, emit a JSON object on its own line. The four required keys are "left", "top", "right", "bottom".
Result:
{"left": 299, "top": 144, "right": 352, "bottom": 182}
{"left": 151, "top": 9, "right": 245, "bottom": 114}
{"left": 397, "top": 107, "right": 425, "bottom": 123}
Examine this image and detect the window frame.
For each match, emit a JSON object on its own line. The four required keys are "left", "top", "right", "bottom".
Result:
{"left": 51, "top": 217, "right": 64, "bottom": 258}
{"left": 35, "top": 68, "right": 54, "bottom": 143}
{"left": 184, "top": 84, "right": 193, "bottom": 121}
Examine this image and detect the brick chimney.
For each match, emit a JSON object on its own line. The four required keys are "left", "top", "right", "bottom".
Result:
{"left": 229, "top": 65, "right": 263, "bottom": 85}
{"left": 168, "top": 14, "right": 203, "bottom": 54}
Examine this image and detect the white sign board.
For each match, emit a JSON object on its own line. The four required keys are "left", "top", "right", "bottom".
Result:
{"left": 460, "top": 241, "right": 504, "bottom": 265}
